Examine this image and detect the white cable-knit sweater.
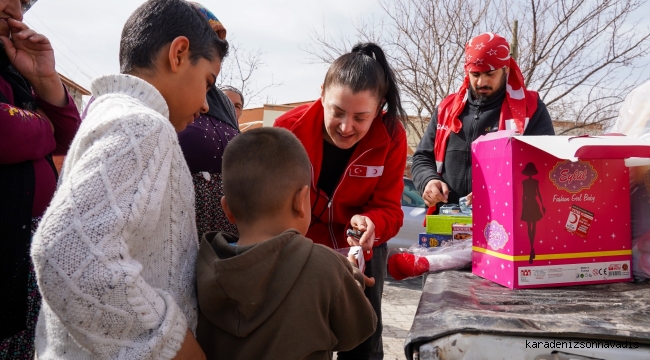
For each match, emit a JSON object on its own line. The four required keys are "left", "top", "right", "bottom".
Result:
{"left": 31, "top": 74, "right": 198, "bottom": 360}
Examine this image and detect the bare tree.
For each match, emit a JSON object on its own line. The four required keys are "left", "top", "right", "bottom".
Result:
{"left": 512, "top": 0, "right": 650, "bottom": 133}
{"left": 218, "top": 42, "right": 281, "bottom": 107}
{"left": 306, "top": 0, "right": 650, "bottom": 137}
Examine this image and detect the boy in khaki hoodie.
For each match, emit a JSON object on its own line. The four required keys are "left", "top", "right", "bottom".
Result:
{"left": 196, "top": 127, "right": 377, "bottom": 359}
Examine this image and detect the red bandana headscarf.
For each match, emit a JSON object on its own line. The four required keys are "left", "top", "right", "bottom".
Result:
{"left": 433, "top": 32, "right": 538, "bottom": 173}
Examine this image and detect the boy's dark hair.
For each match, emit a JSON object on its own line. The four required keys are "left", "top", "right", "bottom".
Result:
{"left": 222, "top": 128, "right": 311, "bottom": 224}
{"left": 119, "top": 0, "right": 229, "bottom": 74}
{"left": 323, "top": 42, "right": 407, "bottom": 136}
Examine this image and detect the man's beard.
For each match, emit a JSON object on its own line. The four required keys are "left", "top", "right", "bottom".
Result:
{"left": 470, "top": 70, "right": 507, "bottom": 103}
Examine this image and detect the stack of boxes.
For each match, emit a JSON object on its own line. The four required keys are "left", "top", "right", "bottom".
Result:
{"left": 419, "top": 214, "right": 472, "bottom": 248}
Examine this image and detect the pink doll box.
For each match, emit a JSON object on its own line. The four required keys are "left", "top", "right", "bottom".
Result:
{"left": 471, "top": 131, "right": 650, "bottom": 289}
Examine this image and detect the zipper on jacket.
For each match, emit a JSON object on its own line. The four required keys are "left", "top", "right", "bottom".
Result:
{"left": 309, "top": 163, "right": 338, "bottom": 248}
{"left": 327, "top": 145, "right": 385, "bottom": 249}
{"left": 328, "top": 200, "right": 337, "bottom": 249}
{"left": 310, "top": 164, "right": 332, "bottom": 223}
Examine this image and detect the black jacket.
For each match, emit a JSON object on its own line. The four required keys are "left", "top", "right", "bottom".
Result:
{"left": 412, "top": 87, "right": 555, "bottom": 206}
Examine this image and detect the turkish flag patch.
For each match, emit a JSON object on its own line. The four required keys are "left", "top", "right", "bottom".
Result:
{"left": 349, "top": 165, "right": 384, "bottom": 178}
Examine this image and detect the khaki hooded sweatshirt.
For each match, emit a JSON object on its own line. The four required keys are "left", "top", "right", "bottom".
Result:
{"left": 196, "top": 230, "right": 377, "bottom": 360}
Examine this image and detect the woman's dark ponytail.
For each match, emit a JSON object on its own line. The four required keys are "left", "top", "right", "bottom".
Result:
{"left": 323, "top": 42, "right": 407, "bottom": 135}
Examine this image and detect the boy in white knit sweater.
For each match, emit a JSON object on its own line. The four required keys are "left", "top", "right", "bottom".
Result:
{"left": 31, "top": 1, "right": 227, "bottom": 359}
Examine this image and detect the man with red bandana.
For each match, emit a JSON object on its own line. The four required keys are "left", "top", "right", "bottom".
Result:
{"left": 412, "top": 32, "right": 554, "bottom": 210}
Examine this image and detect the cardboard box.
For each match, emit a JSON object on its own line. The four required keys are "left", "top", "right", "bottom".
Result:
{"left": 471, "top": 132, "right": 650, "bottom": 289}
{"left": 426, "top": 215, "right": 472, "bottom": 235}
{"left": 419, "top": 233, "right": 452, "bottom": 248}
{"left": 452, "top": 224, "right": 473, "bottom": 241}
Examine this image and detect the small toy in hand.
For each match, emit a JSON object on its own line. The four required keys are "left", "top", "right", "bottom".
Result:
{"left": 347, "top": 228, "right": 363, "bottom": 240}
{"left": 347, "top": 228, "right": 373, "bottom": 261}
{"left": 346, "top": 247, "right": 376, "bottom": 287}
{"left": 347, "top": 246, "right": 366, "bottom": 273}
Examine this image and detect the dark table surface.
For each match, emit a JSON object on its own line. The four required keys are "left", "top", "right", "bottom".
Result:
{"left": 405, "top": 270, "right": 650, "bottom": 358}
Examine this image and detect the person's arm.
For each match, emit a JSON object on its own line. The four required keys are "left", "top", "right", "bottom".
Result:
{"left": 358, "top": 129, "right": 407, "bottom": 246}
{"left": 36, "top": 87, "right": 81, "bottom": 155}
{"left": 524, "top": 98, "right": 555, "bottom": 135}
{"left": 330, "top": 256, "right": 378, "bottom": 352}
{"left": 0, "top": 17, "right": 80, "bottom": 163}
{"left": 0, "top": 93, "right": 56, "bottom": 164}
{"left": 0, "top": 86, "right": 80, "bottom": 163}
{"left": 32, "top": 115, "right": 189, "bottom": 359}
{"left": 0, "top": 18, "right": 67, "bottom": 107}
{"left": 412, "top": 111, "right": 445, "bottom": 195}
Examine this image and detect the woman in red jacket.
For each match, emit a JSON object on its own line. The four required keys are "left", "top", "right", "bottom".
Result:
{"left": 275, "top": 42, "right": 407, "bottom": 360}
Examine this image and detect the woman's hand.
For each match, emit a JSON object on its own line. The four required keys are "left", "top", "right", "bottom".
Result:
{"left": 348, "top": 215, "right": 375, "bottom": 252}
{"left": 0, "top": 18, "right": 66, "bottom": 106}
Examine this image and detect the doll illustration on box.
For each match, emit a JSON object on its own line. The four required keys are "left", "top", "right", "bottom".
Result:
{"left": 521, "top": 162, "right": 546, "bottom": 263}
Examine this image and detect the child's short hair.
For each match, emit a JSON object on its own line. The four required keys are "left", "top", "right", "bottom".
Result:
{"left": 222, "top": 128, "right": 311, "bottom": 224}
{"left": 119, "top": 0, "right": 229, "bottom": 74}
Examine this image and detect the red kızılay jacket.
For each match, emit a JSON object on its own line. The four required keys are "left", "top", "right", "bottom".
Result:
{"left": 274, "top": 99, "right": 407, "bottom": 249}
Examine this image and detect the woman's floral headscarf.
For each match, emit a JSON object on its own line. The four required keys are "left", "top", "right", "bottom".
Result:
{"left": 22, "top": 0, "right": 38, "bottom": 12}
{"left": 188, "top": 1, "right": 226, "bottom": 40}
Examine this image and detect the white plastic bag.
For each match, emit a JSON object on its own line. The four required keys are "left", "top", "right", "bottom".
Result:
{"left": 609, "top": 79, "right": 650, "bottom": 141}
{"left": 387, "top": 240, "right": 472, "bottom": 280}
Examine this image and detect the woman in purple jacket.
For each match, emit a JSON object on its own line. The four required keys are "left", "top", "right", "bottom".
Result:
{"left": 0, "top": 1, "right": 81, "bottom": 358}
{"left": 178, "top": 3, "right": 240, "bottom": 240}
{"left": 178, "top": 85, "right": 240, "bottom": 240}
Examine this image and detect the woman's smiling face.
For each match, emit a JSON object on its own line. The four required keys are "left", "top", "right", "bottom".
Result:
{"left": 321, "top": 84, "right": 381, "bottom": 150}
